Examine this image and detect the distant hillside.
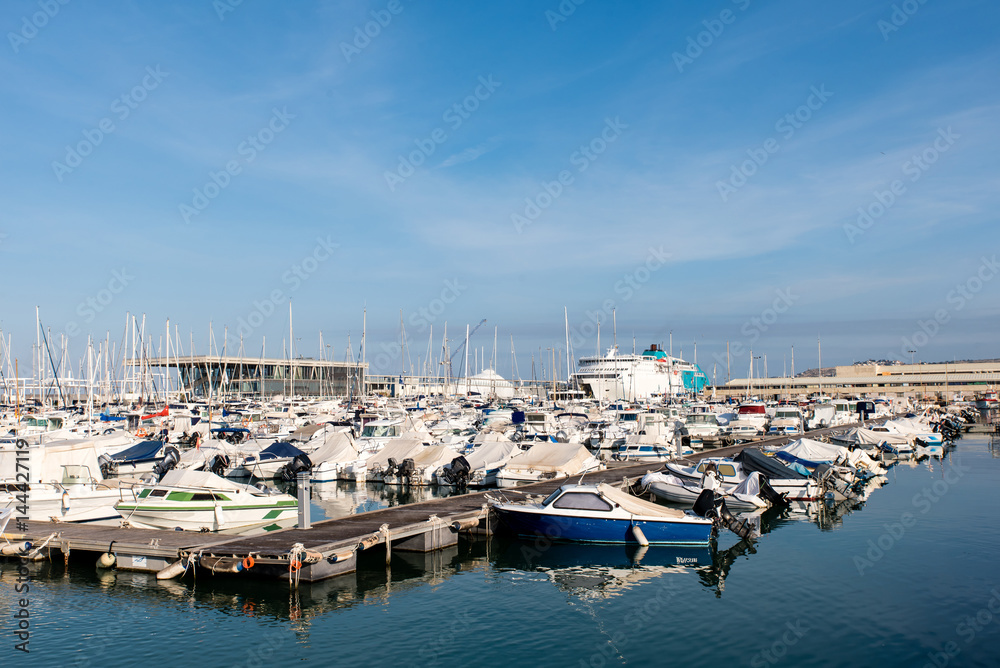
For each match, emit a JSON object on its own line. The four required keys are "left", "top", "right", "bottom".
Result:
{"left": 794, "top": 367, "right": 836, "bottom": 378}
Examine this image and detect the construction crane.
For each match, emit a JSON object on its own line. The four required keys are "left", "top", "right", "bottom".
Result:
{"left": 448, "top": 318, "right": 487, "bottom": 379}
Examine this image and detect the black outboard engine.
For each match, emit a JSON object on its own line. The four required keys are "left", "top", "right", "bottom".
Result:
{"left": 98, "top": 453, "right": 117, "bottom": 479}
{"left": 208, "top": 452, "right": 230, "bottom": 477}
{"left": 757, "top": 476, "right": 789, "bottom": 507}
{"left": 385, "top": 457, "right": 400, "bottom": 477}
{"left": 152, "top": 446, "right": 181, "bottom": 481}
{"left": 692, "top": 489, "right": 756, "bottom": 541}
{"left": 280, "top": 453, "right": 313, "bottom": 482}
{"left": 397, "top": 458, "right": 416, "bottom": 481}
{"left": 692, "top": 489, "right": 717, "bottom": 518}
{"left": 442, "top": 455, "right": 471, "bottom": 487}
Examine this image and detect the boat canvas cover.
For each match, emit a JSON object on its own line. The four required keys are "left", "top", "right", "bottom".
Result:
{"left": 778, "top": 439, "right": 849, "bottom": 465}
{"left": 847, "top": 448, "right": 884, "bottom": 472}
{"left": 158, "top": 468, "right": 245, "bottom": 491}
{"left": 308, "top": 432, "right": 359, "bottom": 465}
{"left": 465, "top": 439, "right": 519, "bottom": 471}
{"left": 365, "top": 438, "right": 427, "bottom": 468}
{"left": 731, "top": 471, "right": 762, "bottom": 497}
{"left": 2, "top": 439, "right": 102, "bottom": 484}
{"left": 290, "top": 424, "right": 327, "bottom": 441}
{"left": 505, "top": 443, "right": 595, "bottom": 473}
{"left": 846, "top": 427, "right": 910, "bottom": 446}
{"left": 408, "top": 445, "right": 455, "bottom": 469}
{"left": 110, "top": 440, "right": 163, "bottom": 462}
{"left": 258, "top": 442, "right": 305, "bottom": 460}
{"left": 596, "top": 483, "right": 687, "bottom": 519}
{"left": 885, "top": 417, "right": 932, "bottom": 434}
{"left": 734, "top": 449, "right": 807, "bottom": 479}
{"left": 640, "top": 471, "right": 692, "bottom": 491}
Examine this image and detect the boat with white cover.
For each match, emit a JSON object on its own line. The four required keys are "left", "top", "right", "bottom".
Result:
{"left": 114, "top": 468, "right": 297, "bottom": 532}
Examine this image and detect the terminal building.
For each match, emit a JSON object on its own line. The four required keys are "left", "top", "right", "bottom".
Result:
{"left": 139, "top": 356, "right": 367, "bottom": 399}
{"left": 714, "top": 361, "right": 1000, "bottom": 400}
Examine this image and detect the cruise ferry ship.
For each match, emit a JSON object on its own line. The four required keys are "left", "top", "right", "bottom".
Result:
{"left": 572, "top": 344, "right": 707, "bottom": 401}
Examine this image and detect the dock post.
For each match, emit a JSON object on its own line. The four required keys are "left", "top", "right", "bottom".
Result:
{"left": 297, "top": 471, "right": 311, "bottom": 529}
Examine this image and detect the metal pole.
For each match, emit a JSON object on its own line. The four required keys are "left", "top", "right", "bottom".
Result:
{"left": 297, "top": 471, "right": 311, "bottom": 529}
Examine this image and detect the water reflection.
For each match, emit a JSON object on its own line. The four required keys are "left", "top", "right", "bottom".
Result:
{"left": 274, "top": 479, "right": 466, "bottom": 523}
{"left": 490, "top": 537, "right": 713, "bottom": 600}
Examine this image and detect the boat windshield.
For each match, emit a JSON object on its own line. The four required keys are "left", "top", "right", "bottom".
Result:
{"left": 552, "top": 492, "right": 613, "bottom": 512}
{"left": 541, "top": 489, "right": 562, "bottom": 506}
{"left": 361, "top": 424, "right": 398, "bottom": 438}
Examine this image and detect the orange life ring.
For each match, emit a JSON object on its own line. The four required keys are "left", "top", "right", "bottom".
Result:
{"left": 242, "top": 556, "right": 255, "bottom": 569}
{"left": 289, "top": 559, "right": 301, "bottom": 571}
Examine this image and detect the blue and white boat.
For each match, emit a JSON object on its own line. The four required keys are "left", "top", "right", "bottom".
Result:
{"left": 489, "top": 483, "right": 714, "bottom": 545}
{"left": 98, "top": 440, "right": 171, "bottom": 477}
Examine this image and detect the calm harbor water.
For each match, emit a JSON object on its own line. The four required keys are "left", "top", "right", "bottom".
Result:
{"left": 4, "top": 436, "right": 1000, "bottom": 667}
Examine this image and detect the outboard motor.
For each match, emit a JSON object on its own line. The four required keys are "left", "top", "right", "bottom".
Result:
{"left": 397, "top": 458, "right": 416, "bottom": 481}
{"left": 152, "top": 446, "right": 181, "bottom": 481}
{"left": 385, "top": 457, "right": 400, "bottom": 477}
{"left": 208, "top": 452, "right": 230, "bottom": 477}
{"left": 757, "top": 476, "right": 788, "bottom": 507}
{"left": 692, "top": 489, "right": 757, "bottom": 540}
{"left": 443, "top": 455, "right": 471, "bottom": 487}
{"left": 716, "top": 499, "right": 757, "bottom": 541}
{"left": 692, "top": 489, "right": 717, "bottom": 518}
{"left": 811, "top": 463, "right": 855, "bottom": 500}
{"left": 98, "top": 453, "right": 117, "bottom": 479}
{"left": 280, "top": 453, "right": 313, "bottom": 482}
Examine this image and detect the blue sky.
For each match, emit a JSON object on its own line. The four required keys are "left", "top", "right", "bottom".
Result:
{"left": 1, "top": 0, "right": 998, "bottom": 382}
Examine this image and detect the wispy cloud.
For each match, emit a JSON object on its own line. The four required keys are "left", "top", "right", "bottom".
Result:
{"left": 437, "top": 138, "right": 502, "bottom": 168}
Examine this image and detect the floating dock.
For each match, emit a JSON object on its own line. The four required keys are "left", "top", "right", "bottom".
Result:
{"left": 4, "top": 422, "right": 881, "bottom": 583}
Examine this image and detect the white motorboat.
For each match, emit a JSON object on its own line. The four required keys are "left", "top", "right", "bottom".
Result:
{"left": 640, "top": 470, "right": 771, "bottom": 510}
{"left": 114, "top": 469, "right": 297, "bottom": 532}
{"left": 496, "top": 442, "right": 603, "bottom": 488}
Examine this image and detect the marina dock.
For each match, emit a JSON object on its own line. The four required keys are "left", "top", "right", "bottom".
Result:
{"left": 7, "top": 421, "right": 884, "bottom": 583}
